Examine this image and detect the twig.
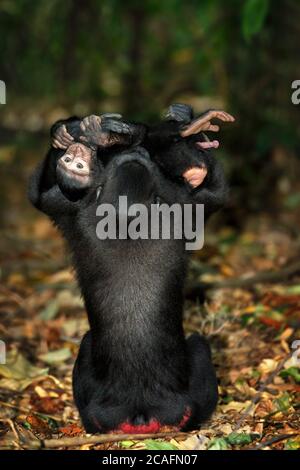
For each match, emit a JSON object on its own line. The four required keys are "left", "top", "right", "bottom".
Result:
{"left": 0, "top": 400, "right": 63, "bottom": 422}
{"left": 26, "top": 431, "right": 187, "bottom": 449}
{"left": 0, "top": 418, "right": 20, "bottom": 442}
{"left": 185, "top": 260, "right": 300, "bottom": 297}
{"left": 247, "top": 433, "right": 299, "bottom": 450}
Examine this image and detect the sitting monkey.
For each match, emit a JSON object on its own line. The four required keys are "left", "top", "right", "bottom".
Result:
{"left": 29, "top": 104, "right": 234, "bottom": 433}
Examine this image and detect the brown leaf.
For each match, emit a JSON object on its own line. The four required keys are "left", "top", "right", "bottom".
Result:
{"left": 59, "top": 424, "right": 83, "bottom": 436}
{"left": 26, "top": 415, "right": 50, "bottom": 434}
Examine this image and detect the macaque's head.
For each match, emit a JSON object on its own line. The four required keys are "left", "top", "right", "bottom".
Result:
{"left": 57, "top": 143, "right": 95, "bottom": 200}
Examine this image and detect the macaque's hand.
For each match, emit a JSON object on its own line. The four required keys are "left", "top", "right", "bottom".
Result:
{"left": 164, "top": 103, "right": 193, "bottom": 124}
{"left": 180, "top": 109, "right": 235, "bottom": 150}
{"left": 79, "top": 114, "right": 131, "bottom": 147}
{"left": 52, "top": 124, "right": 74, "bottom": 149}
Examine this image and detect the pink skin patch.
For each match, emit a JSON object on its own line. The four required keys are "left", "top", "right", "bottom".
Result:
{"left": 116, "top": 408, "right": 192, "bottom": 434}
{"left": 93, "top": 408, "right": 192, "bottom": 434}
{"left": 118, "top": 419, "right": 161, "bottom": 434}
{"left": 196, "top": 140, "right": 219, "bottom": 150}
{"left": 183, "top": 167, "right": 208, "bottom": 188}
{"left": 182, "top": 140, "right": 219, "bottom": 188}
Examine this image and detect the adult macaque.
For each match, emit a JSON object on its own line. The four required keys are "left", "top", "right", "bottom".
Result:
{"left": 29, "top": 104, "right": 234, "bottom": 433}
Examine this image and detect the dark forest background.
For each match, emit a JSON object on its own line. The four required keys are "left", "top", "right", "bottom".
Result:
{"left": 0, "top": 0, "right": 300, "bottom": 227}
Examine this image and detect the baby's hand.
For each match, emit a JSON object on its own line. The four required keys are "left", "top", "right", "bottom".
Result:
{"left": 52, "top": 124, "right": 74, "bottom": 149}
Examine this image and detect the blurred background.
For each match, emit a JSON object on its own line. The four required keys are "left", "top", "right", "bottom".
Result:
{"left": 1, "top": 0, "right": 300, "bottom": 227}
{"left": 0, "top": 0, "right": 300, "bottom": 450}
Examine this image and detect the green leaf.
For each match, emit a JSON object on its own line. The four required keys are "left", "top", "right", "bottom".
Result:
{"left": 280, "top": 367, "right": 300, "bottom": 383}
{"left": 286, "top": 285, "right": 300, "bottom": 294}
{"left": 284, "top": 438, "right": 300, "bottom": 450}
{"left": 39, "top": 300, "right": 59, "bottom": 320}
{"left": 274, "top": 393, "right": 291, "bottom": 413}
{"left": 208, "top": 437, "right": 229, "bottom": 450}
{"left": 144, "top": 440, "right": 178, "bottom": 451}
{"left": 119, "top": 440, "right": 135, "bottom": 449}
{"left": 242, "top": 0, "right": 270, "bottom": 41}
{"left": 39, "top": 348, "right": 71, "bottom": 364}
{"left": 227, "top": 432, "right": 253, "bottom": 446}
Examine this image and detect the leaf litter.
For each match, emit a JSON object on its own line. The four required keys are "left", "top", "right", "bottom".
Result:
{"left": 0, "top": 215, "right": 299, "bottom": 450}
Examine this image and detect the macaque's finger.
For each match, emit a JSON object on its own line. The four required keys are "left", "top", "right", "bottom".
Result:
{"left": 61, "top": 125, "right": 74, "bottom": 138}
{"left": 196, "top": 140, "right": 219, "bottom": 149}
{"left": 93, "top": 116, "right": 102, "bottom": 133}
{"left": 60, "top": 133, "right": 74, "bottom": 146}
{"left": 89, "top": 115, "right": 101, "bottom": 130}
{"left": 82, "top": 117, "right": 90, "bottom": 129}
{"left": 183, "top": 167, "right": 208, "bottom": 188}
{"left": 60, "top": 137, "right": 74, "bottom": 147}
{"left": 208, "top": 124, "right": 220, "bottom": 132}
{"left": 80, "top": 136, "right": 88, "bottom": 142}
{"left": 53, "top": 139, "right": 67, "bottom": 149}
{"left": 165, "top": 103, "right": 193, "bottom": 123}
{"left": 58, "top": 126, "right": 74, "bottom": 146}
{"left": 102, "top": 120, "right": 131, "bottom": 134}
{"left": 53, "top": 126, "right": 73, "bottom": 147}
{"left": 203, "top": 110, "right": 235, "bottom": 122}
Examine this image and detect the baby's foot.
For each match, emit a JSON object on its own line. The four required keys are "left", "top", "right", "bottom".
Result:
{"left": 183, "top": 166, "right": 208, "bottom": 188}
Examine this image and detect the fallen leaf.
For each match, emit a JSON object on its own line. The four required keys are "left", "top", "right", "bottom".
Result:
{"left": 258, "top": 358, "right": 278, "bottom": 375}
{"left": 172, "top": 434, "right": 209, "bottom": 450}
{"left": 208, "top": 437, "right": 229, "bottom": 450}
{"left": 59, "top": 424, "right": 83, "bottom": 436}
{"left": 226, "top": 432, "right": 253, "bottom": 446}
{"left": 39, "top": 348, "right": 71, "bottom": 364}
{"left": 0, "top": 350, "right": 48, "bottom": 391}
{"left": 26, "top": 415, "right": 50, "bottom": 434}
{"left": 220, "top": 400, "right": 253, "bottom": 414}
{"left": 39, "top": 300, "right": 59, "bottom": 320}
{"left": 280, "top": 367, "right": 300, "bottom": 383}
{"left": 144, "top": 439, "right": 178, "bottom": 450}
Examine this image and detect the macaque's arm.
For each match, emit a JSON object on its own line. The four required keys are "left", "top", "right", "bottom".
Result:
{"left": 51, "top": 114, "right": 132, "bottom": 150}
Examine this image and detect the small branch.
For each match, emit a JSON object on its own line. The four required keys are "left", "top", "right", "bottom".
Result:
{"left": 26, "top": 431, "right": 187, "bottom": 449}
{"left": 185, "top": 260, "right": 300, "bottom": 298}
{"left": 247, "top": 433, "right": 299, "bottom": 450}
{"left": 0, "top": 400, "right": 63, "bottom": 423}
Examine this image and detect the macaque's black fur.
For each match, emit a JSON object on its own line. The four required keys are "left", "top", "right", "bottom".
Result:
{"left": 28, "top": 110, "right": 226, "bottom": 432}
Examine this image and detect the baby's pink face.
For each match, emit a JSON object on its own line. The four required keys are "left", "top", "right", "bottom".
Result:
{"left": 58, "top": 143, "right": 93, "bottom": 186}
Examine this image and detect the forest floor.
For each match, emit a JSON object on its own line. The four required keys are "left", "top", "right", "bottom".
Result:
{"left": 0, "top": 208, "right": 299, "bottom": 451}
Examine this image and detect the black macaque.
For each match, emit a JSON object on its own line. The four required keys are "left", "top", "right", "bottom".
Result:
{"left": 28, "top": 104, "right": 234, "bottom": 433}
